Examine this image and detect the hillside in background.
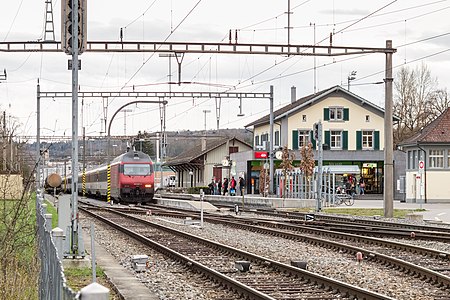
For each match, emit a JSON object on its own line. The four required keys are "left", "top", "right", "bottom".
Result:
{"left": 24, "top": 128, "right": 254, "bottom": 164}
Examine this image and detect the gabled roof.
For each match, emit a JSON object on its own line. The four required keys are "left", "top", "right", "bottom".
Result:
{"left": 400, "top": 108, "right": 450, "bottom": 145}
{"left": 164, "top": 136, "right": 251, "bottom": 166}
{"left": 245, "top": 85, "right": 393, "bottom": 127}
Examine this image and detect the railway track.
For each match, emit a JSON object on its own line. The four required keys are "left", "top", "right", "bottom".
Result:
{"left": 80, "top": 205, "right": 392, "bottom": 300}
{"left": 118, "top": 204, "right": 450, "bottom": 291}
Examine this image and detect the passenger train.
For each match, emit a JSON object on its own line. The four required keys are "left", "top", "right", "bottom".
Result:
{"left": 65, "top": 150, "right": 155, "bottom": 204}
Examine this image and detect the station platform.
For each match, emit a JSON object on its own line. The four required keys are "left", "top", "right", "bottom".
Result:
{"left": 156, "top": 196, "right": 219, "bottom": 211}
{"left": 345, "top": 197, "right": 450, "bottom": 224}
{"left": 44, "top": 194, "right": 158, "bottom": 300}
{"left": 157, "top": 192, "right": 316, "bottom": 209}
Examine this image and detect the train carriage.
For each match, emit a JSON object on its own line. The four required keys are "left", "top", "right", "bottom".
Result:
{"left": 66, "top": 150, "right": 155, "bottom": 204}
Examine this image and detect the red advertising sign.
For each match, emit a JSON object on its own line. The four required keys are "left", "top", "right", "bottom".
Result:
{"left": 254, "top": 151, "right": 269, "bottom": 159}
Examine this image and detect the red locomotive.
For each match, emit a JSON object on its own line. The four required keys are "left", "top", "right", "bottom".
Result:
{"left": 66, "top": 150, "right": 155, "bottom": 204}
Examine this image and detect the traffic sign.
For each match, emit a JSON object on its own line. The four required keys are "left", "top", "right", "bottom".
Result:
{"left": 305, "top": 214, "right": 315, "bottom": 221}
{"left": 418, "top": 160, "right": 424, "bottom": 174}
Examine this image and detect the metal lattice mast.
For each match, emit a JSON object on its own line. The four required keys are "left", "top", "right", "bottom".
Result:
{"left": 44, "top": 0, "right": 55, "bottom": 41}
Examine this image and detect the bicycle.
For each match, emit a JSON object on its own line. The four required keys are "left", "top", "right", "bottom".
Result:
{"left": 334, "top": 193, "right": 355, "bottom": 206}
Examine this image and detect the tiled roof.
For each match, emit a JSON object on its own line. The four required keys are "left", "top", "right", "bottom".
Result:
{"left": 164, "top": 137, "right": 251, "bottom": 166}
{"left": 245, "top": 85, "right": 390, "bottom": 127}
{"left": 401, "top": 108, "right": 450, "bottom": 145}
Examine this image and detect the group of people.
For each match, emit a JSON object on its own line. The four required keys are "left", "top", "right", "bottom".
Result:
{"left": 208, "top": 176, "right": 245, "bottom": 196}
{"left": 337, "top": 175, "right": 365, "bottom": 196}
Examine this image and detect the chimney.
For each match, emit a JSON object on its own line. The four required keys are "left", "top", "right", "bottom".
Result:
{"left": 291, "top": 86, "right": 296, "bottom": 103}
{"left": 201, "top": 137, "right": 207, "bottom": 152}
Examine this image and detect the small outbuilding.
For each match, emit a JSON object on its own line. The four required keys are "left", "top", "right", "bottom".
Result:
{"left": 399, "top": 108, "right": 450, "bottom": 203}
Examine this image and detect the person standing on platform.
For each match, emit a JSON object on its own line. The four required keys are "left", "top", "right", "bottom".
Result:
{"left": 217, "top": 178, "right": 222, "bottom": 195}
{"left": 230, "top": 176, "right": 237, "bottom": 196}
{"left": 222, "top": 178, "right": 229, "bottom": 196}
{"left": 238, "top": 176, "right": 245, "bottom": 196}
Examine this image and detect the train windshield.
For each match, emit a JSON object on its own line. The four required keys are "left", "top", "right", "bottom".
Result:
{"left": 123, "top": 164, "right": 152, "bottom": 176}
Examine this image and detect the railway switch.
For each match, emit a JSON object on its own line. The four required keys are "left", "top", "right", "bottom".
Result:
{"left": 291, "top": 261, "right": 307, "bottom": 270}
{"left": 235, "top": 260, "right": 251, "bottom": 272}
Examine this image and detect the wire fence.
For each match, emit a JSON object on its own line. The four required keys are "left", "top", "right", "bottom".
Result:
{"left": 36, "top": 192, "right": 79, "bottom": 300}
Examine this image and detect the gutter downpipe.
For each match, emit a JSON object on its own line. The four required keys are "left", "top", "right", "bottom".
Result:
{"left": 416, "top": 143, "right": 427, "bottom": 203}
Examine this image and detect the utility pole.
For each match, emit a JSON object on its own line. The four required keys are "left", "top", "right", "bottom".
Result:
{"left": 269, "top": 86, "right": 274, "bottom": 194}
{"left": 347, "top": 71, "right": 357, "bottom": 91}
{"left": 3, "top": 111, "right": 6, "bottom": 171}
{"left": 285, "top": 0, "right": 292, "bottom": 45}
{"left": 36, "top": 80, "right": 41, "bottom": 190}
{"left": 44, "top": 0, "right": 55, "bottom": 41}
{"left": 313, "top": 121, "right": 323, "bottom": 211}
{"left": 384, "top": 40, "right": 394, "bottom": 218}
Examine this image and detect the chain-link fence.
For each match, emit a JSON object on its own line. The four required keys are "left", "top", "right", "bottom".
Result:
{"left": 36, "top": 192, "right": 78, "bottom": 300}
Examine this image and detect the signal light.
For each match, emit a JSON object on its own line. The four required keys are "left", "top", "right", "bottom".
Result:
{"left": 313, "top": 123, "right": 319, "bottom": 141}
{"left": 61, "top": 0, "right": 87, "bottom": 55}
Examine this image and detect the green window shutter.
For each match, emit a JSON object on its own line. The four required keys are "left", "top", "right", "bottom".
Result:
{"left": 324, "top": 130, "right": 330, "bottom": 148}
{"left": 374, "top": 131, "right": 380, "bottom": 150}
{"left": 292, "top": 130, "right": 299, "bottom": 150}
{"left": 356, "top": 131, "right": 362, "bottom": 150}
{"left": 324, "top": 108, "right": 330, "bottom": 121}
{"left": 343, "top": 108, "right": 349, "bottom": 121}
{"left": 342, "top": 131, "right": 348, "bottom": 150}
{"left": 310, "top": 131, "right": 316, "bottom": 149}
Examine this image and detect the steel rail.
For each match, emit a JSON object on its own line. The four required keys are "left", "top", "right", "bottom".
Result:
{"left": 81, "top": 206, "right": 392, "bottom": 300}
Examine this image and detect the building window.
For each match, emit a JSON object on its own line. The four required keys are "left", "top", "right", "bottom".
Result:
{"left": 229, "top": 146, "right": 238, "bottom": 154}
{"left": 407, "top": 151, "right": 412, "bottom": 169}
{"left": 261, "top": 133, "right": 269, "bottom": 150}
{"left": 274, "top": 131, "right": 280, "bottom": 147}
{"left": 362, "top": 130, "right": 373, "bottom": 150}
{"left": 366, "top": 115, "right": 370, "bottom": 122}
{"left": 255, "top": 135, "right": 260, "bottom": 147}
{"left": 448, "top": 149, "right": 450, "bottom": 168}
{"left": 429, "top": 149, "right": 444, "bottom": 168}
{"left": 330, "top": 130, "right": 342, "bottom": 149}
{"left": 302, "top": 115, "right": 307, "bottom": 122}
{"left": 329, "top": 107, "right": 344, "bottom": 121}
{"left": 298, "top": 130, "right": 310, "bottom": 147}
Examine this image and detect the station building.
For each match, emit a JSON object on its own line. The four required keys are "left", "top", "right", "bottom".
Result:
{"left": 165, "top": 137, "right": 252, "bottom": 188}
{"left": 233, "top": 85, "right": 405, "bottom": 199}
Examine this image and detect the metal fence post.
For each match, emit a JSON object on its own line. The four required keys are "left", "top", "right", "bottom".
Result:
{"left": 52, "top": 227, "right": 65, "bottom": 259}
{"left": 45, "top": 213, "right": 53, "bottom": 232}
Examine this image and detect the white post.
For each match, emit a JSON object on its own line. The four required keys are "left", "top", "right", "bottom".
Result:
{"left": 79, "top": 282, "right": 109, "bottom": 300}
{"left": 52, "top": 227, "right": 65, "bottom": 259}
{"left": 200, "top": 189, "right": 204, "bottom": 228}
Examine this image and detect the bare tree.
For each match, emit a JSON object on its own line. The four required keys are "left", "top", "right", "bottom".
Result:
{"left": 393, "top": 64, "right": 438, "bottom": 146}
{"left": 299, "top": 142, "right": 315, "bottom": 177}
{"left": 278, "top": 146, "right": 295, "bottom": 198}
{"left": 429, "top": 88, "right": 450, "bottom": 119}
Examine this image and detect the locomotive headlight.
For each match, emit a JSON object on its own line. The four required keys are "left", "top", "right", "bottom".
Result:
{"left": 145, "top": 184, "right": 152, "bottom": 188}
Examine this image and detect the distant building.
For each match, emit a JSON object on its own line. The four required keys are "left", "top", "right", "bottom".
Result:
{"left": 399, "top": 108, "right": 450, "bottom": 203}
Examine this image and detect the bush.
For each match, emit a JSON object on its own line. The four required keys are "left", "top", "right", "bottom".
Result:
{"left": 187, "top": 186, "right": 210, "bottom": 194}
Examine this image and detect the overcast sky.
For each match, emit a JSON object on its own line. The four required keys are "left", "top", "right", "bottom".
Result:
{"left": 1, "top": 0, "right": 449, "bottom": 138}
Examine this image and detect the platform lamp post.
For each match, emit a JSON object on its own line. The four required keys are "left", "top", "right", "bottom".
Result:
{"left": 189, "top": 171, "right": 194, "bottom": 188}
{"left": 107, "top": 100, "right": 167, "bottom": 204}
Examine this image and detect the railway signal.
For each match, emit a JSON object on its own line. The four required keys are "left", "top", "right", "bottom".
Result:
{"left": 61, "top": 0, "right": 87, "bottom": 54}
